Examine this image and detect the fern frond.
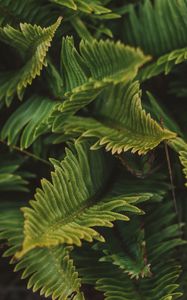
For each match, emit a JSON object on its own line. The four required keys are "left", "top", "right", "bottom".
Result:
{"left": 15, "top": 246, "right": 85, "bottom": 300}
{"left": 59, "top": 81, "right": 176, "bottom": 154}
{"left": 138, "top": 47, "right": 187, "bottom": 82}
{"left": 0, "top": 17, "right": 62, "bottom": 105}
{"left": 51, "top": 0, "right": 112, "bottom": 15}
{"left": 96, "top": 262, "right": 182, "bottom": 300}
{"left": 96, "top": 221, "right": 152, "bottom": 279}
{"left": 55, "top": 37, "right": 150, "bottom": 121}
{"left": 79, "top": 39, "right": 150, "bottom": 84}
{"left": 0, "top": 207, "right": 84, "bottom": 300}
{"left": 76, "top": 201, "right": 185, "bottom": 300}
{"left": 1, "top": 95, "right": 59, "bottom": 149}
{"left": 16, "top": 140, "right": 147, "bottom": 258}
{"left": 123, "top": 0, "right": 187, "bottom": 56}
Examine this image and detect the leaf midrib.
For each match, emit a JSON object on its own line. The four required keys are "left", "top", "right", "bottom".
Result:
{"left": 92, "top": 114, "right": 167, "bottom": 140}
{"left": 29, "top": 163, "right": 117, "bottom": 242}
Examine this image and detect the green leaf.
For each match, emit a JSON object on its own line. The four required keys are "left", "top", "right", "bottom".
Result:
{"left": 123, "top": 0, "right": 187, "bottom": 56}
{"left": 79, "top": 39, "right": 150, "bottom": 84}
{"left": 52, "top": 37, "right": 150, "bottom": 125}
{"left": 60, "top": 81, "right": 176, "bottom": 154}
{"left": 51, "top": 0, "right": 78, "bottom": 10}
{"left": 0, "top": 17, "right": 62, "bottom": 105}
{"left": 138, "top": 48, "right": 187, "bottom": 82}
{"left": 0, "top": 207, "right": 84, "bottom": 300}
{"left": 75, "top": 201, "right": 185, "bottom": 300}
{"left": 97, "top": 221, "right": 152, "bottom": 279}
{"left": 16, "top": 140, "right": 145, "bottom": 258}
{"left": 51, "top": 0, "right": 113, "bottom": 15}
{"left": 1, "top": 95, "right": 58, "bottom": 149}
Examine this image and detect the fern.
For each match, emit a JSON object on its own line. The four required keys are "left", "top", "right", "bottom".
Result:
{"left": 96, "top": 220, "right": 152, "bottom": 279}
{"left": 1, "top": 37, "right": 150, "bottom": 149}
{"left": 51, "top": 0, "right": 112, "bottom": 15}
{"left": 0, "top": 164, "right": 171, "bottom": 300}
{"left": 57, "top": 37, "right": 150, "bottom": 120}
{"left": 138, "top": 47, "right": 187, "bottom": 82}
{"left": 16, "top": 140, "right": 146, "bottom": 258}
{"left": 75, "top": 201, "right": 186, "bottom": 300}
{"left": 1, "top": 2, "right": 187, "bottom": 300}
{"left": 0, "top": 17, "right": 62, "bottom": 105}
{"left": 58, "top": 81, "right": 175, "bottom": 154}
{"left": 1, "top": 95, "right": 58, "bottom": 149}
{"left": 123, "top": 0, "right": 187, "bottom": 56}
{"left": 0, "top": 207, "right": 84, "bottom": 300}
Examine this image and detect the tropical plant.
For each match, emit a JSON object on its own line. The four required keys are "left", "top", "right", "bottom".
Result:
{"left": 0, "top": 1, "right": 187, "bottom": 299}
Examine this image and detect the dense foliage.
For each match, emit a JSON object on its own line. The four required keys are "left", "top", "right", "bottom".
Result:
{"left": 0, "top": 0, "right": 187, "bottom": 299}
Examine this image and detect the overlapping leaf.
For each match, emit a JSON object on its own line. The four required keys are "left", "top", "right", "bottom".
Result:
{"left": 0, "top": 207, "right": 84, "bottom": 300}
{"left": 75, "top": 201, "right": 185, "bottom": 300}
{"left": 59, "top": 81, "right": 176, "bottom": 154}
{"left": 96, "top": 221, "right": 151, "bottom": 279}
{"left": 123, "top": 0, "right": 187, "bottom": 56}
{"left": 138, "top": 48, "right": 187, "bottom": 82}
{"left": 0, "top": 17, "right": 62, "bottom": 105}
{"left": 16, "top": 140, "right": 147, "bottom": 258}
{"left": 54, "top": 37, "right": 150, "bottom": 122}
{"left": 1, "top": 95, "right": 59, "bottom": 149}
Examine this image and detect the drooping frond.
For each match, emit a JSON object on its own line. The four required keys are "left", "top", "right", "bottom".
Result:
{"left": 59, "top": 81, "right": 175, "bottom": 154}
{"left": 55, "top": 37, "right": 150, "bottom": 121}
{"left": 1, "top": 95, "right": 59, "bottom": 149}
{"left": 123, "top": 0, "right": 187, "bottom": 56}
{"left": 16, "top": 140, "right": 148, "bottom": 258}
{"left": 75, "top": 201, "right": 185, "bottom": 300}
{"left": 0, "top": 207, "right": 84, "bottom": 300}
{"left": 0, "top": 17, "right": 62, "bottom": 105}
